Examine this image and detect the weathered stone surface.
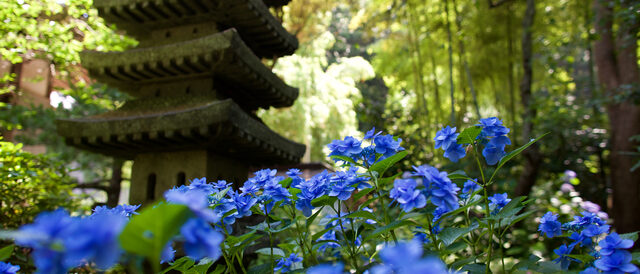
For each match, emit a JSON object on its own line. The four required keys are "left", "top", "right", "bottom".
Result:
{"left": 56, "top": 99, "right": 305, "bottom": 165}
{"left": 94, "top": 0, "right": 298, "bottom": 57}
{"left": 129, "top": 150, "right": 249, "bottom": 205}
{"left": 80, "top": 29, "right": 297, "bottom": 109}
{"left": 263, "top": 0, "right": 291, "bottom": 7}
{"left": 57, "top": 0, "right": 304, "bottom": 204}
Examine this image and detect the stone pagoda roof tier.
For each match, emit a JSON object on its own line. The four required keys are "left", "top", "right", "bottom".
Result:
{"left": 56, "top": 99, "right": 305, "bottom": 164}
{"left": 94, "top": 0, "right": 298, "bottom": 57}
{"left": 80, "top": 29, "right": 298, "bottom": 109}
{"left": 263, "top": 0, "right": 291, "bottom": 7}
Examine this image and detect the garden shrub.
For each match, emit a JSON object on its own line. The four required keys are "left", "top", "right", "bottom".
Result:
{"left": 1, "top": 118, "right": 639, "bottom": 274}
{"left": 0, "top": 140, "right": 79, "bottom": 229}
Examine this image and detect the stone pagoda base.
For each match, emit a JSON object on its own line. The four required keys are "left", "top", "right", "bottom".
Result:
{"left": 130, "top": 150, "right": 248, "bottom": 204}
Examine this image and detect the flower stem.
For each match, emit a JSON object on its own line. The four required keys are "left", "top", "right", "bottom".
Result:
{"left": 367, "top": 169, "right": 398, "bottom": 244}
{"left": 265, "top": 210, "right": 275, "bottom": 274}
{"left": 473, "top": 143, "right": 493, "bottom": 273}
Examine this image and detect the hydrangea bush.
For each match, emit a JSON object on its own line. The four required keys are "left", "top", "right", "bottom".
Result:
{"left": 1, "top": 117, "right": 639, "bottom": 274}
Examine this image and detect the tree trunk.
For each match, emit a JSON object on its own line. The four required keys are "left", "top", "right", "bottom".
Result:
{"left": 593, "top": 0, "right": 640, "bottom": 233}
{"left": 452, "top": 0, "right": 481, "bottom": 119}
{"left": 514, "top": 0, "right": 541, "bottom": 197}
{"left": 444, "top": 0, "right": 456, "bottom": 125}
{"left": 407, "top": 0, "right": 429, "bottom": 129}
{"left": 429, "top": 45, "right": 443, "bottom": 123}
{"left": 506, "top": 4, "right": 517, "bottom": 142}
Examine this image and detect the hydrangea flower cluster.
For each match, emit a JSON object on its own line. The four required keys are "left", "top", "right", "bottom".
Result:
{"left": 537, "top": 210, "right": 639, "bottom": 272}
{"left": 434, "top": 125, "right": 466, "bottom": 162}
{"left": 594, "top": 233, "right": 639, "bottom": 273}
{"left": 14, "top": 207, "right": 130, "bottom": 273}
{"left": 477, "top": 117, "right": 511, "bottom": 165}
{"left": 327, "top": 127, "right": 405, "bottom": 166}
{"left": 459, "top": 179, "right": 481, "bottom": 199}
{"left": 408, "top": 164, "right": 461, "bottom": 215}
{"left": 369, "top": 240, "right": 448, "bottom": 274}
{"left": 306, "top": 262, "right": 345, "bottom": 274}
{"left": 274, "top": 253, "right": 303, "bottom": 273}
{"left": 488, "top": 193, "right": 511, "bottom": 213}
{"left": 0, "top": 262, "right": 19, "bottom": 274}
{"left": 434, "top": 117, "right": 511, "bottom": 165}
{"left": 8, "top": 124, "right": 636, "bottom": 274}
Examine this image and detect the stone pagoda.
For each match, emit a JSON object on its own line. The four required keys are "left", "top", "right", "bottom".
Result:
{"left": 56, "top": 0, "right": 305, "bottom": 205}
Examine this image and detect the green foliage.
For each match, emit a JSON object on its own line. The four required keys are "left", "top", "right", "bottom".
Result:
{"left": 0, "top": 140, "right": 80, "bottom": 229}
{"left": 0, "top": 244, "right": 14, "bottom": 261}
{"left": 258, "top": 28, "right": 375, "bottom": 161}
{"left": 0, "top": 0, "right": 135, "bottom": 67}
{"left": 119, "top": 203, "right": 193, "bottom": 272}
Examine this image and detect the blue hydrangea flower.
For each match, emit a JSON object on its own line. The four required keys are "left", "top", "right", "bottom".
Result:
{"left": 482, "top": 143, "right": 506, "bottom": 165}
{"left": 165, "top": 188, "right": 219, "bottom": 223}
{"left": 240, "top": 169, "right": 277, "bottom": 194}
{"left": 477, "top": 117, "right": 511, "bottom": 165}
{"left": 212, "top": 194, "right": 238, "bottom": 226}
{"left": 263, "top": 178, "right": 292, "bottom": 202}
{"left": 434, "top": 126, "right": 459, "bottom": 150}
{"left": 569, "top": 232, "right": 592, "bottom": 248}
{"left": 411, "top": 164, "right": 441, "bottom": 182}
{"left": 370, "top": 240, "right": 449, "bottom": 274}
{"left": 598, "top": 232, "right": 634, "bottom": 256}
{"left": 328, "top": 172, "right": 359, "bottom": 200}
{"left": 579, "top": 267, "right": 599, "bottom": 274}
{"left": 413, "top": 227, "right": 431, "bottom": 244}
{"left": 443, "top": 143, "right": 467, "bottom": 162}
{"left": 253, "top": 169, "right": 278, "bottom": 185}
{"left": 180, "top": 218, "right": 223, "bottom": 261}
{"left": 231, "top": 192, "right": 258, "bottom": 218}
{"left": 240, "top": 180, "right": 260, "bottom": 195}
{"left": 211, "top": 180, "right": 231, "bottom": 190}
{"left": 0, "top": 262, "right": 20, "bottom": 274}
{"left": 411, "top": 165, "right": 460, "bottom": 213}
{"left": 374, "top": 134, "right": 404, "bottom": 158}
{"left": 389, "top": 179, "right": 427, "bottom": 212}
{"left": 287, "top": 169, "right": 304, "bottom": 188}
{"left": 332, "top": 168, "right": 371, "bottom": 190}
{"left": 259, "top": 200, "right": 274, "bottom": 215}
{"left": 462, "top": 179, "right": 481, "bottom": 194}
{"left": 594, "top": 250, "right": 639, "bottom": 273}
{"left": 364, "top": 127, "right": 382, "bottom": 140}
{"left": 328, "top": 136, "right": 363, "bottom": 159}
{"left": 478, "top": 117, "right": 510, "bottom": 137}
{"left": 430, "top": 179, "right": 460, "bottom": 213}
{"left": 160, "top": 242, "right": 176, "bottom": 263}
{"left": 581, "top": 224, "right": 610, "bottom": 238}
{"left": 328, "top": 180, "right": 356, "bottom": 200}
{"left": 538, "top": 212, "right": 563, "bottom": 238}
{"left": 64, "top": 212, "right": 127, "bottom": 270}
{"left": 553, "top": 244, "right": 577, "bottom": 270}
{"left": 432, "top": 207, "right": 449, "bottom": 223}
{"left": 274, "top": 253, "right": 302, "bottom": 273}
{"left": 295, "top": 193, "right": 315, "bottom": 217}
{"left": 189, "top": 178, "right": 215, "bottom": 194}
{"left": 92, "top": 204, "right": 140, "bottom": 218}
{"left": 488, "top": 193, "right": 511, "bottom": 211}
{"left": 362, "top": 207, "right": 377, "bottom": 224}
{"left": 317, "top": 230, "right": 340, "bottom": 252}
{"left": 489, "top": 135, "right": 511, "bottom": 147}
{"left": 307, "top": 262, "right": 344, "bottom": 274}
{"left": 15, "top": 209, "right": 76, "bottom": 274}
{"left": 565, "top": 212, "right": 606, "bottom": 231}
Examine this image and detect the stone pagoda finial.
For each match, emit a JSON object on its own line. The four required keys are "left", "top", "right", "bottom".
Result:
{"left": 56, "top": 0, "right": 305, "bottom": 205}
